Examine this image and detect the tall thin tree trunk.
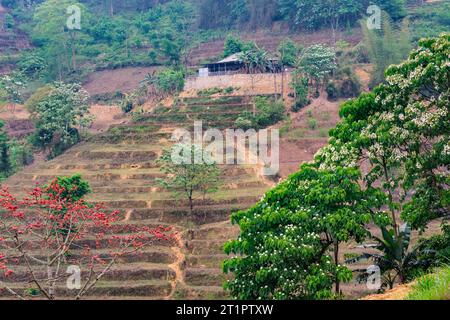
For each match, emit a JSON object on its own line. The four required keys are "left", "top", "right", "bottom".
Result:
{"left": 334, "top": 239, "right": 340, "bottom": 294}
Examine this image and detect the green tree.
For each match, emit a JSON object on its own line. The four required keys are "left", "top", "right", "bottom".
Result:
{"left": 145, "top": 1, "right": 196, "bottom": 66}
{"left": 297, "top": 44, "right": 336, "bottom": 94}
{"left": 237, "top": 45, "right": 270, "bottom": 74}
{"left": 362, "top": 14, "right": 411, "bottom": 87}
{"left": 45, "top": 174, "right": 92, "bottom": 202}
{"left": 224, "top": 164, "right": 383, "bottom": 299}
{"left": 157, "top": 143, "right": 222, "bottom": 215}
{"left": 32, "top": 0, "right": 87, "bottom": 79}
{"left": 279, "top": 0, "right": 362, "bottom": 36}
{"left": 277, "top": 38, "right": 301, "bottom": 67}
{"left": 0, "top": 121, "right": 11, "bottom": 179}
{"left": 0, "top": 72, "right": 26, "bottom": 106}
{"left": 32, "top": 82, "right": 92, "bottom": 155}
{"left": 225, "top": 33, "right": 450, "bottom": 299}
{"left": 18, "top": 52, "right": 47, "bottom": 79}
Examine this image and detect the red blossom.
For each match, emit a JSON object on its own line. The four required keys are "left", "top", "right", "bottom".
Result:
{"left": 0, "top": 178, "right": 173, "bottom": 298}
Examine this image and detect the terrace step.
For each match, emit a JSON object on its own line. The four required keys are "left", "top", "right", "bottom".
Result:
{"left": 185, "top": 240, "right": 227, "bottom": 255}
{"left": 0, "top": 280, "right": 172, "bottom": 298}
{"left": 186, "top": 255, "right": 230, "bottom": 269}
{"left": 184, "top": 268, "right": 227, "bottom": 287}
{"left": 176, "top": 285, "right": 228, "bottom": 300}
{"left": 0, "top": 263, "right": 176, "bottom": 283}
{"left": 2, "top": 92, "right": 273, "bottom": 300}
{"left": 5, "top": 247, "right": 176, "bottom": 266}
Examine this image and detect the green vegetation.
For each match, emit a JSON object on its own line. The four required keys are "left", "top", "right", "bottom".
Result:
{"left": 198, "top": 87, "right": 236, "bottom": 97}
{"left": 45, "top": 174, "right": 92, "bottom": 202}
{"left": 0, "top": 121, "right": 34, "bottom": 181}
{"left": 0, "top": 72, "right": 26, "bottom": 106}
{"left": 235, "top": 97, "right": 285, "bottom": 130}
{"left": 223, "top": 34, "right": 255, "bottom": 57}
{"left": 144, "top": 68, "right": 185, "bottom": 98}
{"left": 278, "top": 38, "right": 302, "bottom": 67}
{"left": 225, "top": 33, "right": 450, "bottom": 300}
{"left": 297, "top": 44, "right": 337, "bottom": 94}
{"left": 29, "top": 82, "right": 92, "bottom": 158}
{"left": 362, "top": 14, "right": 411, "bottom": 87}
{"left": 157, "top": 143, "right": 222, "bottom": 215}
{"left": 406, "top": 267, "right": 450, "bottom": 300}
{"left": 410, "top": 1, "right": 450, "bottom": 42}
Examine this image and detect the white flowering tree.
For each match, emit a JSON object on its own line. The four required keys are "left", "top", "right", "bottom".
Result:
{"left": 0, "top": 72, "right": 26, "bottom": 114}
{"left": 32, "top": 82, "right": 92, "bottom": 156}
{"left": 317, "top": 33, "right": 449, "bottom": 233}
{"left": 224, "top": 163, "right": 385, "bottom": 299}
{"left": 297, "top": 44, "right": 336, "bottom": 94}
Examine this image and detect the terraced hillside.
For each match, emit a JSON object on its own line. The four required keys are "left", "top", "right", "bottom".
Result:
{"left": 2, "top": 95, "right": 272, "bottom": 299}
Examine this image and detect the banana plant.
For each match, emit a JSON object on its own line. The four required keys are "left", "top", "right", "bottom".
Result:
{"left": 347, "top": 223, "right": 421, "bottom": 290}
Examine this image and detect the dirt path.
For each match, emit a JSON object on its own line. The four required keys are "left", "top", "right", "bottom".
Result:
{"left": 361, "top": 283, "right": 414, "bottom": 300}
{"left": 166, "top": 232, "right": 186, "bottom": 300}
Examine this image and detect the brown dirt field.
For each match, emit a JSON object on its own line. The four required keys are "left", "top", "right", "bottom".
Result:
{"left": 83, "top": 67, "right": 160, "bottom": 95}
{"left": 89, "top": 104, "right": 128, "bottom": 134}
{"left": 0, "top": 104, "right": 30, "bottom": 121}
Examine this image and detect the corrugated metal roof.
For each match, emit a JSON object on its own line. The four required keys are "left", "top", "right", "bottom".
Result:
{"left": 217, "top": 53, "right": 241, "bottom": 63}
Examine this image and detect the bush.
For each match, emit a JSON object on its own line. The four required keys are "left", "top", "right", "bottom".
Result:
{"left": 406, "top": 225, "right": 450, "bottom": 279}
{"left": 9, "top": 140, "right": 34, "bottom": 171}
{"left": 234, "top": 115, "right": 254, "bottom": 130}
{"left": 234, "top": 97, "right": 285, "bottom": 129}
{"left": 326, "top": 81, "right": 339, "bottom": 101}
{"left": 291, "top": 96, "right": 311, "bottom": 112}
{"left": 121, "top": 98, "right": 134, "bottom": 113}
{"left": 254, "top": 97, "right": 285, "bottom": 128}
{"left": 18, "top": 52, "right": 47, "bottom": 79}
{"left": 307, "top": 118, "right": 318, "bottom": 130}
{"left": 154, "top": 68, "right": 185, "bottom": 95}
{"left": 339, "top": 75, "right": 361, "bottom": 98}
{"left": 24, "top": 86, "right": 54, "bottom": 114}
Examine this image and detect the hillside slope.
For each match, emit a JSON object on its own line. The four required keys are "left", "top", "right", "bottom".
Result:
{"left": 2, "top": 94, "right": 273, "bottom": 299}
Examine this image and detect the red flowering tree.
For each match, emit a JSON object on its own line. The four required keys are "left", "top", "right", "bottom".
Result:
{"left": 0, "top": 179, "right": 172, "bottom": 300}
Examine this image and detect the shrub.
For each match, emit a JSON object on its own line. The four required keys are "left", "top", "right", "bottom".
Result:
{"left": 154, "top": 68, "right": 185, "bottom": 95}
{"left": 307, "top": 118, "right": 318, "bottom": 130}
{"left": 326, "top": 81, "right": 339, "bottom": 101}
{"left": 291, "top": 96, "right": 311, "bottom": 112}
{"left": 24, "top": 86, "right": 54, "bottom": 114}
{"left": 406, "top": 225, "right": 450, "bottom": 279}
{"left": 339, "top": 75, "right": 361, "bottom": 98}
{"left": 235, "top": 97, "right": 285, "bottom": 129}
{"left": 234, "top": 115, "right": 254, "bottom": 130}
{"left": 352, "top": 43, "right": 370, "bottom": 63}
{"left": 254, "top": 97, "right": 285, "bottom": 128}
{"left": 18, "top": 52, "right": 47, "bottom": 79}
{"left": 9, "top": 141, "right": 34, "bottom": 171}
